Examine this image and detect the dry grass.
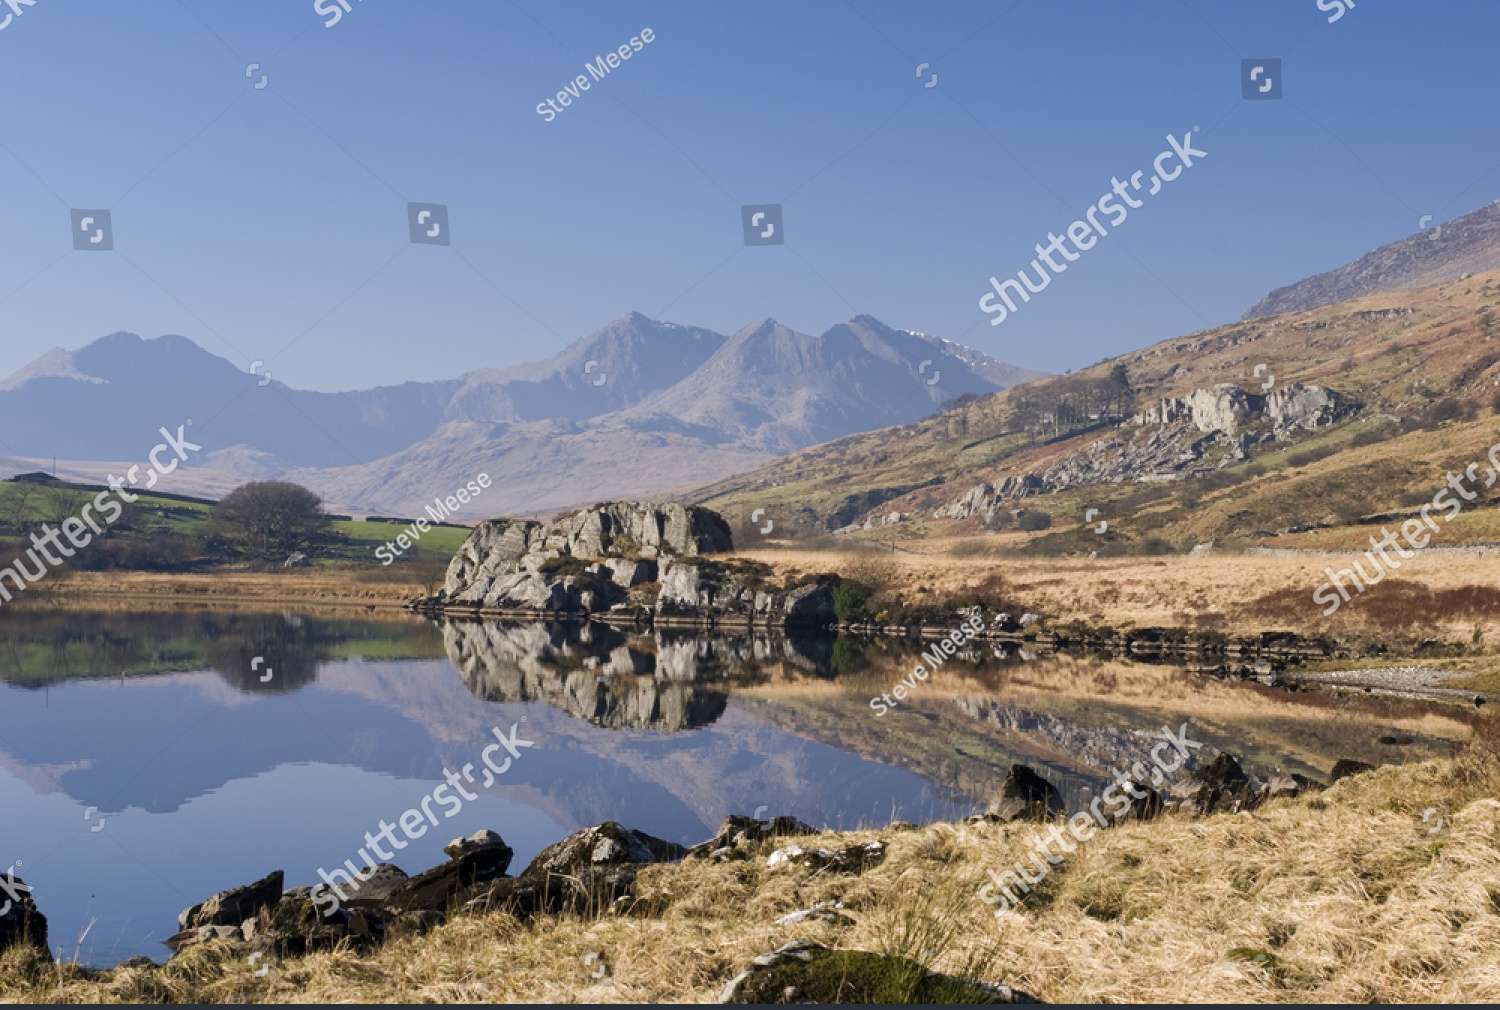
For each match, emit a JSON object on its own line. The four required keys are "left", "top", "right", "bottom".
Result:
{"left": 22, "top": 570, "right": 427, "bottom": 613}
{"left": 6, "top": 741, "right": 1500, "bottom": 1003}
{"left": 739, "top": 545, "right": 1500, "bottom": 643}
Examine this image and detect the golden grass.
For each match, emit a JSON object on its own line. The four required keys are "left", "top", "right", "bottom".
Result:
{"left": 7, "top": 744, "right": 1500, "bottom": 1003}
{"left": 739, "top": 545, "right": 1500, "bottom": 642}
{"left": 24, "top": 570, "right": 426, "bottom": 613}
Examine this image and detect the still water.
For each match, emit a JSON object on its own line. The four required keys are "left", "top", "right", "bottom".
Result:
{"left": 0, "top": 608, "right": 1470, "bottom": 966}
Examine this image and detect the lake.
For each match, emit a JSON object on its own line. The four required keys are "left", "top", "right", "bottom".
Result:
{"left": 0, "top": 607, "right": 1472, "bottom": 966}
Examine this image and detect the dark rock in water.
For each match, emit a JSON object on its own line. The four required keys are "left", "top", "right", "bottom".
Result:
{"left": 0, "top": 875, "right": 49, "bottom": 958}
{"left": 687, "top": 814, "right": 816, "bottom": 858}
{"left": 1170, "top": 753, "right": 1260, "bottom": 815}
{"left": 178, "top": 870, "right": 283, "bottom": 930}
{"left": 766, "top": 840, "right": 887, "bottom": 875}
{"left": 987, "top": 764, "right": 1065, "bottom": 822}
{"left": 717, "top": 940, "right": 1039, "bottom": 1004}
{"left": 1331, "top": 758, "right": 1376, "bottom": 782}
{"left": 385, "top": 832, "right": 514, "bottom": 914}
{"left": 521, "top": 821, "right": 684, "bottom": 880}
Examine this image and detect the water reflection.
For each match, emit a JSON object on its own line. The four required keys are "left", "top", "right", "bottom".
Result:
{"left": 441, "top": 619, "right": 838, "bottom": 731}
{"left": 0, "top": 607, "right": 1478, "bottom": 968}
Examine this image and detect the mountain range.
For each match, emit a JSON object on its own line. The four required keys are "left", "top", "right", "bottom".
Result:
{"left": 0, "top": 313, "right": 1043, "bottom": 517}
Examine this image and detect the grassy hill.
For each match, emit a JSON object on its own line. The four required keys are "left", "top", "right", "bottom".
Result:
{"left": 0, "top": 476, "right": 471, "bottom": 571}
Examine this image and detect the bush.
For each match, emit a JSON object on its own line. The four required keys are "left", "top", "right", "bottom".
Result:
{"left": 832, "top": 582, "right": 874, "bottom": 623}
{"left": 1016, "top": 511, "right": 1053, "bottom": 532}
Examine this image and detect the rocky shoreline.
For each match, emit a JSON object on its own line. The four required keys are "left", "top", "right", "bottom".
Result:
{"left": 0, "top": 752, "right": 1379, "bottom": 996}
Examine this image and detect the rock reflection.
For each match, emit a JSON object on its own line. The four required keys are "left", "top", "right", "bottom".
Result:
{"left": 441, "top": 619, "right": 836, "bottom": 731}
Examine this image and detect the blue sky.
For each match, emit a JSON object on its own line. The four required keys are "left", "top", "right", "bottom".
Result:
{"left": 1, "top": 0, "right": 1496, "bottom": 391}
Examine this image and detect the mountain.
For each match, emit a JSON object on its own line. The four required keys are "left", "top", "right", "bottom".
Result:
{"left": 445, "top": 312, "right": 726, "bottom": 422}
{"left": 694, "top": 264, "right": 1500, "bottom": 548}
{"left": 1245, "top": 200, "right": 1500, "bottom": 319}
{"left": 0, "top": 315, "right": 1041, "bottom": 517}
{"left": 0, "top": 332, "right": 456, "bottom": 467}
{"left": 618, "top": 315, "right": 1004, "bottom": 452}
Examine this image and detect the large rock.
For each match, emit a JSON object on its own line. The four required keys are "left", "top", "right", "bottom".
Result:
{"left": 987, "top": 764, "right": 1065, "bottom": 822}
{"left": 385, "top": 833, "right": 514, "bottom": 914}
{"left": 178, "top": 870, "right": 283, "bottom": 930}
{"left": 718, "top": 940, "right": 1038, "bottom": 1004}
{"left": 656, "top": 558, "right": 836, "bottom": 627}
{"left": 521, "top": 821, "right": 685, "bottom": 880}
{"left": 1169, "top": 753, "right": 1261, "bottom": 815}
{"left": 687, "top": 814, "right": 816, "bottom": 858}
{"left": 0, "top": 875, "right": 48, "bottom": 957}
{"left": 461, "top": 821, "right": 685, "bottom": 921}
{"left": 441, "top": 502, "right": 731, "bottom": 608}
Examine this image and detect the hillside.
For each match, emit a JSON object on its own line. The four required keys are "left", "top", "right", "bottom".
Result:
{"left": 694, "top": 266, "right": 1500, "bottom": 555}
{"left": 1245, "top": 200, "right": 1500, "bottom": 319}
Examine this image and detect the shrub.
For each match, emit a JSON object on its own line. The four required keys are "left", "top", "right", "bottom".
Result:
{"left": 1016, "top": 511, "right": 1053, "bottom": 532}
{"left": 832, "top": 582, "right": 874, "bottom": 623}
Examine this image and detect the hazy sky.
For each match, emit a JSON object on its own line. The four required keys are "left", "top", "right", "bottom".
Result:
{"left": 2, "top": 0, "right": 1496, "bottom": 391}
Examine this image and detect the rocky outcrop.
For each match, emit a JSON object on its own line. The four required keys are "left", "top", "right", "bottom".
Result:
{"left": 1132, "top": 382, "right": 1355, "bottom": 438}
{"left": 426, "top": 502, "right": 837, "bottom": 629}
{"left": 934, "top": 382, "right": 1357, "bottom": 520}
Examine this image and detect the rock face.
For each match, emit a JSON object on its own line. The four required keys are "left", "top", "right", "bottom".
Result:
{"left": 718, "top": 940, "right": 1038, "bottom": 1004}
{"left": 432, "top": 506, "right": 837, "bottom": 629}
{"left": 443, "top": 502, "right": 732, "bottom": 603}
{"left": 934, "top": 381, "right": 1357, "bottom": 521}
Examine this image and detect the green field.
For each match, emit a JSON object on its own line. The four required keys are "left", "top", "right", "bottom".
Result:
{"left": 0, "top": 477, "right": 474, "bottom": 568}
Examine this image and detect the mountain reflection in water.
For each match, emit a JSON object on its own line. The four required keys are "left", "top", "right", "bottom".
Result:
{"left": 0, "top": 608, "right": 1473, "bottom": 967}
